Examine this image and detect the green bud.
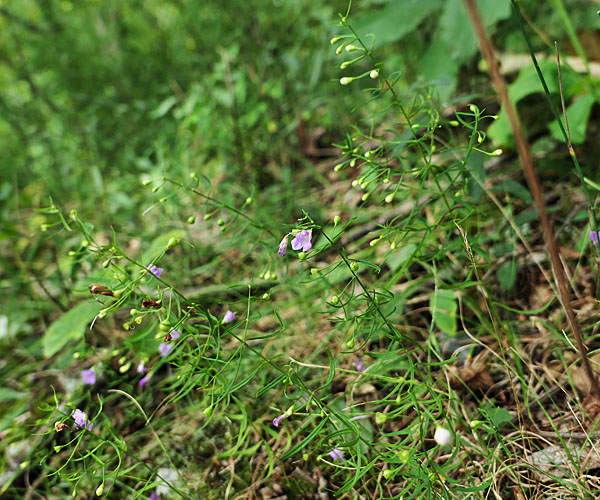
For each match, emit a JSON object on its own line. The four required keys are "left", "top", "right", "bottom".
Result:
{"left": 98, "top": 309, "right": 107, "bottom": 319}
{"left": 351, "top": 179, "right": 359, "bottom": 187}
{"left": 311, "top": 268, "right": 319, "bottom": 276}
{"left": 167, "top": 237, "right": 179, "bottom": 248}
{"left": 385, "top": 193, "right": 395, "bottom": 203}
{"left": 72, "top": 490, "right": 77, "bottom": 497}
{"left": 330, "top": 295, "right": 340, "bottom": 305}
{"left": 330, "top": 36, "right": 342, "bottom": 44}
{"left": 96, "top": 483, "right": 105, "bottom": 496}
{"left": 470, "top": 420, "right": 483, "bottom": 429}
{"left": 271, "top": 272, "right": 277, "bottom": 280}
{"left": 217, "top": 218, "right": 225, "bottom": 226}
{"left": 19, "top": 460, "right": 30, "bottom": 470}
{"left": 134, "top": 316, "right": 143, "bottom": 324}
{"left": 40, "top": 223, "right": 49, "bottom": 231}
{"left": 54, "top": 446, "right": 61, "bottom": 453}
{"left": 302, "top": 453, "right": 309, "bottom": 461}
{"left": 340, "top": 77, "right": 354, "bottom": 85}
{"left": 203, "top": 213, "right": 212, "bottom": 220}
{"left": 187, "top": 216, "right": 196, "bottom": 224}
{"left": 259, "top": 272, "right": 265, "bottom": 279}
{"left": 350, "top": 262, "right": 359, "bottom": 272}
{"left": 492, "top": 148, "right": 503, "bottom": 156}
{"left": 398, "top": 449, "right": 410, "bottom": 463}
{"left": 369, "top": 237, "right": 381, "bottom": 247}
{"left": 130, "top": 309, "right": 139, "bottom": 316}
{"left": 390, "top": 241, "right": 397, "bottom": 250}
{"left": 119, "top": 362, "right": 131, "bottom": 373}
{"left": 333, "top": 163, "right": 344, "bottom": 172}
{"left": 73, "top": 352, "right": 81, "bottom": 359}
{"left": 102, "top": 259, "right": 110, "bottom": 268}
{"left": 298, "top": 252, "right": 307, "bottom": 261}
{"left": 245, "top": 197, "right": 253, "bottom": 205}
{"left": 448, "top": 120, "right": 459, "bottom": 127}
{"left": 369, "top": 69, "right": 379, "bottom": 79}
{"left": 81, "top": 240, "right": 89, "bottom": 248}
{"left": 264, "top": 271, "right": 271, "bottom": 280}
{"left": 346, "top": 337, "right": 354, "bottom": 349}
{"left": 69, "top": 209, "right": 78, "bottom": 220}
{"left": 189, "top": 172, "right": 198, "bottom": 179}
{"left": 122, "top": 322, "right": 131, "bottom": 330}
{"left": 383, "top": 177, "right": 390, "bottom": 184}
{"left": 68, "top": 251, "right": 77, "bottom": 257}
{"left": 142, "top": 179, "right": 152, "bottom": 186}
{"left": 220, "top": 226, "right": 226, "bottom": 232}
{"left": 375, "top": 412, "right": 387, "bottom": 425}
{"left": 203, "top": 406, "right": 213, "bottom": 417}
{"left": 113, "top": 289, "right": 123, "bottom": 299}
{"left": 361, "top": 192, "right": 370, "bottom": 201}
{"left": 336, "top": 45, "right": 344, "bottom": 55}
{"left": 159, "top": 321, "right": 171, "bottom": 332}
{"left": 333, "top": 215, "right": 341, "bottom": 226}
{"left": 382, "top": 469, "right": 393, "bottom": 480}
{"left": 345, "top": 44, "right": 359, "bottom": 52}
{"left": 159, "top": 197, "right": 167, "bottom": 203}
{"left": 469, "top": 104, "right": 477, "bottom": 113}
{"left": 349, "top": 158, "right": 356, "bottom": 167}
{"left": 152, "top": 187, "right": 159, "bottom": 193}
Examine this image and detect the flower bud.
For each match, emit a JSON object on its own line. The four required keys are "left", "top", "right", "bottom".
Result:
{"left": 492, "top": 148, "right": 503, "bottom": 156}
{"left": 330, "top": 295, "right": 340, "bottom": 305}
{"left": 130, "top": 309, "right": 139, "bottom": 316}
{"left": 333, "top": 163, "right": 344, "bottom": 172}
{"left": 350, "top": 262, "right": 359, "bottom": 272}
{"left": 68, "top": 251, "right": 77, "bottom": 257}
{"left": 264, "top": 271, "right": 271, "bottom": 280}
{"left": 245, "top": 197, "right": 253, "bottom": 205}
{"left": 383, "top": 177, "right": 390, "bottom": 184}
{"left": 152, "top": 187, "right": 160, "bottom": 193}
{"left": 102, "top": 259, "right": 110, "bottom": 268}
{"left": 469, "top": 104, "right": 477, "bottom": 113}
{"left": 330, "top": 36, "right": 342, "bottom": 44}
{"left": 203, "top": 213, "right": 212, "bottom": 220}
{"left": 189, "top": 172, "right": 198, "bottom": 179}
{"left": 333, "top": 215, "right": 341, "bottom": 226}
{"left": 361, "top": 192, "right": 370, "bottom": 201}
{"left": 398, "top": 449, "right": 410, "bottom": 463}
{"left": 385, "top": 193, "right": 394, "bottom": 203}
{"left": 375, "top": 412, "right": 387, "bottom": 425}
{"left": 98, "top": 309, "right": 107, "bottom": 319}
{"left": 346, "top": 337, "right": 354, "bottom": 349}
{"left": 390, "top": 241, "right": 397, "bottom": 250}
{"left": 345, "top": 44, "right": 359, "bottom": 52}
{"left": 350, "top": 158, "right": 356, "bottom": 167}
{"left": 298, "top": 252, "right": 307, "bottom": 261}
{"left": 96, "top": 483, "right": 105, "bottom": 496}
{"left": 311, "top": 268, "right": 319, "bottom": 276}
{"left": 369, "top": 237, "right": 381, "bottom": 247}
{"left": 166, "top": 237, "right": 179, "bottom": 248}
{"left": 119, "top": 362, "right": 131, "bottom": 373}
{"left": 369, "top": 69, "right": 379, "bottom": 79}
{"left": 448, "top": 120, "right": 459, "bottom": 127}
{"left": 434, "top": 427, "right": 452, "bottom": 446}
{"left": 383, "top": 469, "right": 393, "bottom": 480}
{"left": 351, "top": 179, "right": 359, "bottom": 187}
{"left": 340, "top": 77, "right": 353, "bottom": 85}
{"left": 187, "top": 216, "right": 196, "bottom": 224}
{"left": 217, "top": 218, "right": 225, "bottom": 226}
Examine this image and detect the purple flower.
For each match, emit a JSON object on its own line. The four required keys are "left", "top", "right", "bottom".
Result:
{"left": 158, "top": 343, "right": 172, "bottom": 357}
{"left": 354, "top": 360, "right": 365, "bottom": 372}
{"left": 139, "top": 373, "right": 152, "bottom": 387}
{"left": 170, "top": 330, "right": 181, "bottom": 340}
{"left": 273, "top": 413, "right": 286, "bottom": 427}
{"left": 327, "top": 448, "right": 344, "bottom": 461}
{"left": 147, "top": 265, "right": 164, "bottom": 279}
{"left": 149, "top": 492, "right": 159, "bottom": 500}
{"left": 291, "top": 230, "right": 312, "bottom": 252}
{"left": 71, "top": 409, "right": 93, "bottom": 431}
{"left": 137, "top": 361, "right": 146, "bottom": 374}
{"left": 82, "top": 368, "right": 96, "bottom": 385}
{"left": 278, "top": 234, "right": 290, "bottom": 256}
{"left": 223, "top": 310, "right": 235, "bottom": 324}
{"left": 590, "top": 231, "right": 599, "bottom": 247}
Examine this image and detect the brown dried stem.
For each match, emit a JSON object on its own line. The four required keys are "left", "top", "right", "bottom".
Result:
{"left": 463, "top": 0, "right": 600, "bottom": 398}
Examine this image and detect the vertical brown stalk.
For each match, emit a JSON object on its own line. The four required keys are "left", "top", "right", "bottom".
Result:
{"left": 463, "top": 0, "right": 600, "bottom": 397}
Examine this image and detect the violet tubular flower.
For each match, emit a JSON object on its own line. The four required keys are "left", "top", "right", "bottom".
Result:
{"left": 223, "top": 310, "right": 235, "bottom": 324}
{"left": 147, "top": 265, "right": 164, "bottom": 279}
{"left": 291, "top": 230, "right": 312, "bottom": 252}
{"left": 139, "top": 373, "right": 152, "bottom": 387}
{"left": 82, "top": 368, "right": 96, "bottom": 385}
{"left": 354, "top": 360, "right": 365, "bottom": 372}
{"left": 590, "top": 231, "right": 599, "bottom": 247}
{"left": 71, "top": 409, "right": 93, "bottom": 431}
{"left": 278, "top": 234, "right": 290, "bottom": 256}
{"left": 327, "top": 448, "right": 344, "bottom": 461}
{"left": 158, "top": 343, "right": 172, "bottom": 357}
{"left": 273, "top": 413, "right": 286, "bottom": 427}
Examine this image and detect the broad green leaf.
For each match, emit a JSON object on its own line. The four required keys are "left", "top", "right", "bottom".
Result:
{"left": 430, "top": 289, "right": 457, "bottom": 336}
{"left": 497, "top": 259, "right": 517, "bottom": 291}
{"left": 352, "top": 0, "right": 442, "bottom": 48}
{"left": 549, "top": 94, "right": 596, "bottom": 144}
{"left": 418, "top": 39, "right": 459, "bottom": 101}
{"left": 43, "top": 301, "right": 103, "bottom": 358}
{"left": 466, "top": 151, "right": 485, "bottom": 202}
